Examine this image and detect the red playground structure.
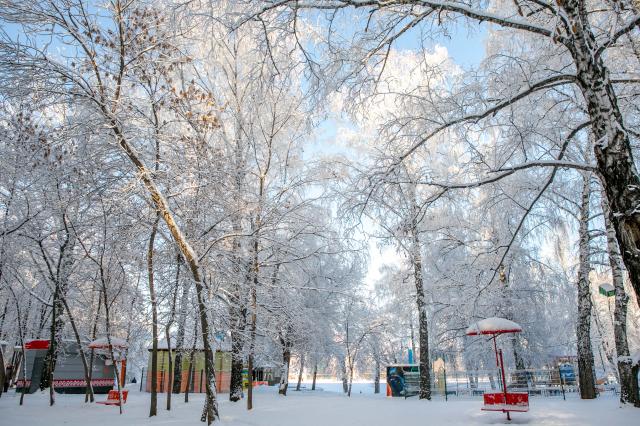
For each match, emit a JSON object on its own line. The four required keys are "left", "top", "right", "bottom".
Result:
{"left": 466, "top": 317, "right": 529, "bottom": 421}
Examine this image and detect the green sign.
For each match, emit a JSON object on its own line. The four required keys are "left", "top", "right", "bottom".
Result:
{"left": 598, "top": 283, "right": 615, "bottom": 298}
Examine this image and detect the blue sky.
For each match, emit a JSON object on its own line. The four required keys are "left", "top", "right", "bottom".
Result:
{"left": 394, "top": 21, "right": 488, "bottom": 67}
{"left": 306, "top": 20, "right": 488, "bottom": 160}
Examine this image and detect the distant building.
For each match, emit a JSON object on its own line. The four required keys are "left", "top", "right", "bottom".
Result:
{"left": 145, "top": 340, "right": 231, "bottom": 393}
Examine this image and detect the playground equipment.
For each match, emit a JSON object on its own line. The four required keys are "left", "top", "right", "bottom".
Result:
{"left": 385, "top": 364, "right": 420, "bottom": 397}
{"left": 96, "top": 389, "right": 129, "bottom": 406}
{"left": 466, "top": 317, "right": 529, "bottom": 421}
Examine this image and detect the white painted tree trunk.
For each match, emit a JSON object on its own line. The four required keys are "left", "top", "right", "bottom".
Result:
{"left": 601, "top": 196, "right": 636, "bottom": 405}
{"left": 408, "top": 181, "right": 431, "bottom": 400}
{"left": 576, "top": 173, "right": 596, "bottom": 399}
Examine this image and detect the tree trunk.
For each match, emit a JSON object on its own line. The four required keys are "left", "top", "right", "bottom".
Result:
{"left": 104, "top": 332, "right": 123, "bottom": 414}
{"left": 41, "top": 283, "right": 60, "bottom": 406}
{"left": 632, "top": 364, "right": 640, "bottom": 407}
{"left": 7, "top": 287, "right": 27, "bottom": 406}
{"left": 278, "top": 336, "right": 291, "bottom": 396}
{"left": 44, "top": 223, "right": 82, "bottom": 405}
{"left": 97, "top": 268, "right": 123, "bottom": 415}
{"left": 409, "top": 321, "right": 416, "bottom": 362}
{"left": 296, "top": 354, "right": 304, "bottom": 391}
{"left": 148, "top": 214, "right": 160, "bottom": 417}
{"left": 406, "top": 177, "right": 431, "bottom": 400}
{"left": 0, "top": 344, "right": 5, "bottom": 399}
{"left": 374, "top": 359, "right": 380, "bottom": 394}
{"left": 341, "top": 359, "right": 348, "bottom": 393}
{"left": 602, "top": 196, "right": 637, "bottom": 405}
{"left": 411, "top": 227, "right": 431, "bottom": 400}
{"left": 229, "top": 102, "right": 248, "bottom": 403}
{"left": 165, "top": 329, "right": 173, "bottom": 411}
{"left": 561, "top": 0, "right": 640, "bottom": 309}
{"left": 164, "top": 255, "right": 181, "bottom": 410}
{"left": 172, "top": 351, "right": 183, "bottom": 395}
{"left": 312, "top": 363, "right": 317, "bottom": 391}
{"left": 229, "top": 312, "right": 245, "bottom": 402}
{"left": 0, "top": 297, "right": 8, "bottom": 341}
{"left": 246, "top": 254, "right": 258, "bottom": 410}
{"left": 60, "top": 295, "right": 93, "bottom": 403}
{"left": 184, "top": 350, "right": 194, "bottom": 403}
{"left": 86, "top": 294, "right": 101, "bottom": 403}
{"left": 38, "top": 217, "right": 75, "bottom": 406}
{"left": 247, "top": 175, "right": 266, "bottom": 410}
{"left": 347, "top": 360, "right": 354, "bottom": 397}
{"left": 229, "top": 240, "right": 247, "bottom": 403}
{"left": 36, "top": 301, "right": 46, "bottom": 339}
{"left": 185, "top": 320, "right": 198, "bottom": 403}
{"left": 576, "top": 174, "right": 596, "bottom": 399}
{"left": 173, "top": 256, "right": 187, "bottom": 394}
{"left": 190, "top": 264, "right": 218, "bottom": 424}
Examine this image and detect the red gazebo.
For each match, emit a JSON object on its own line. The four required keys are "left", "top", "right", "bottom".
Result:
{"left": 466, "top": 317, "right": 529, "bottom": 421}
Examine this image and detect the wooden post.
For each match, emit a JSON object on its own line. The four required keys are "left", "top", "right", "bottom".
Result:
{"left": 498, "top": 349, "right": 510, "bottom": 421}
{"left": 120, "top": 359, "right": 127, "bottom": 386}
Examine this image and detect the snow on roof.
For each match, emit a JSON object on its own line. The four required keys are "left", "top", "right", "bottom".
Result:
{"left": 213, "top": 338, "right": 231, "bottom": 352}
{"left": 466, "top": 317, "right": 522, "bottom": 336}
{"left": 88, "top": 337, "right": 128, "bottom": 348}
{"left": 147, "top": 338, "right": 231, "bottom": 351}
{"left": 148, "top": 339, "right": 191, "bottom": 350}
{"left": 386, "top": 364, "right": 419, "bottom": 367}
{"left": 147, "top": 338, "right": 206, "bottom": 350}
{"left": 156, "top": 339, "right": 171, "bottom": 350}
{"left": 599, "top": 283, "right": 615, "bottom": 292}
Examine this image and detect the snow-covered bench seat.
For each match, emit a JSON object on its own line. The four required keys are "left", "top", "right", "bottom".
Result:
{"left": 96, "top": 390, "right": 128, "bottom": 406}
{"left": 481, "top": 392, "right": 528, "bottom": 413}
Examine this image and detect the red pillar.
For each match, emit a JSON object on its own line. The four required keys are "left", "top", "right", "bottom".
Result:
{"left": 498, "top": 349, "right": 511, "bottom": 421}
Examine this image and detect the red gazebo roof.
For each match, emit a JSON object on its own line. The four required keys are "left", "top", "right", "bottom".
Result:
{"left": 466, "top": 317, "right": 522, "bottom": 336}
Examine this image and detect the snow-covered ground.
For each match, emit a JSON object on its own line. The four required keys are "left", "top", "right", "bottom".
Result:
{"left": 1, "top": 383, "right": 638, "bottom": 425}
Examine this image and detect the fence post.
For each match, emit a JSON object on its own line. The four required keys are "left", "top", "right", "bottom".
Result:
{"left": 140, "top": 368, "right": 144, "bottom": 392}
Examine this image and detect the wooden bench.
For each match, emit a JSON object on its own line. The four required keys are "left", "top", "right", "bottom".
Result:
{"left": 96, "top": 390, "right": 129, "bottom": 406}
{"left": 482, "top": 392, "right": 529, "bottom": 413}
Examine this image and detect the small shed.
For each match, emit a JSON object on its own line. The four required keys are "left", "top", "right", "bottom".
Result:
{"left": 16, "top": 339, "right": 115, "bottom": 394}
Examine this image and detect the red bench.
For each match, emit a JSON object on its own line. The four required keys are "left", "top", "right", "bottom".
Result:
{"left": 482, "top": 392, "right": 529, "bottom": 413}
{"left": 97, "top": 390, "right": 129, "bottom": 406}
